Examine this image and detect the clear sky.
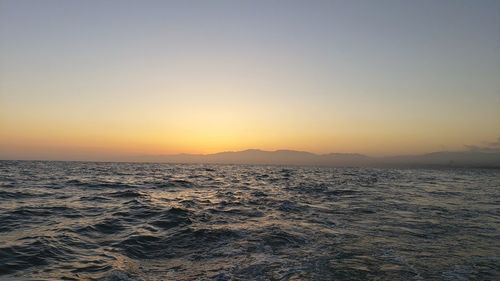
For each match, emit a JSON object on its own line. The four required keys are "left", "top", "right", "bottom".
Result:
{"left": 1, "top": 0, "right": 499, "bottom": 160}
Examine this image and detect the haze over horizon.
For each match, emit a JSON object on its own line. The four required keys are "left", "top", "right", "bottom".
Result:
{"left": 2, "top": 145, "right": 500, "bottom": 168}
{"left": 1, "top": 0, "right": 500, "bottom": 160}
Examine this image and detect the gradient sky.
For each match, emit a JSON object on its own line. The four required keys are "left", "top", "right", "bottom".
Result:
{"left": 1, "top": 0, "right": 499, "bottom": 160}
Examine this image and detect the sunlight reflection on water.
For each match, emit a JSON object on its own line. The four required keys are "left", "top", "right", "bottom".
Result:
{"left": 0, "top": 161, "right": 499, "bottom": 280}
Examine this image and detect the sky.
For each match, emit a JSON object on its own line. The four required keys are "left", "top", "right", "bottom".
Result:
{"left": 1, "top": 0, "right": 499, "bottom": 160}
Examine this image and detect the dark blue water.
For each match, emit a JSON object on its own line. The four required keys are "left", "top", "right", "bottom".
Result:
{"left": 0, "top": 161, "right": 498, "bottom": 280}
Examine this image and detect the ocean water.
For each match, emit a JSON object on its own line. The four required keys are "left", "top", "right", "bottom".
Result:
{"left": 0, "top": 161, "right": 498, "bottom": 281}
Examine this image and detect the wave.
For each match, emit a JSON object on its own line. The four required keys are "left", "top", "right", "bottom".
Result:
{"left": 0, "top": 161, "right": 499, "bottom": 280}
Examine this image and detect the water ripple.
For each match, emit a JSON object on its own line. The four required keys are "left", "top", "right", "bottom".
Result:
{"left": 0, "top": 161, "right": 498, "bottom": 280}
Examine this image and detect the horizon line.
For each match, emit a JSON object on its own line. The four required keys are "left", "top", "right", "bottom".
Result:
{"left": 1, "top": 147, "right": 499, "bottom": 164}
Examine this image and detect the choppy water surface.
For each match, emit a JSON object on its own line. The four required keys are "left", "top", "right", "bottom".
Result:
{"left": 0, "top": 161, "right": 499, "bottom": 280}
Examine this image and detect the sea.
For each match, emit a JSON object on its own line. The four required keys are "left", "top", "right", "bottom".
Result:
{"left": 0, "top": 161, "right": 498, "bottom": 280}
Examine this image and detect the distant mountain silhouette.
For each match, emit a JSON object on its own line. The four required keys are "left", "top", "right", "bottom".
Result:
{"left": 131, "top": 149, "right": 500, "bottom": 168}
{"left": 381, "top": 151, "right": 500, "bottom": 168}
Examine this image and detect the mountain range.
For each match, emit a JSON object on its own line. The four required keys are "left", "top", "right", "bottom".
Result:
{"left": 130, "top": 149, "right": 500, "bottom": 168}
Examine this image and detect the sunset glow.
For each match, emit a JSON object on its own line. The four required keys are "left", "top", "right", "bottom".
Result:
{"left": 1, "top": 0, "right": 499, "bottom": 160}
